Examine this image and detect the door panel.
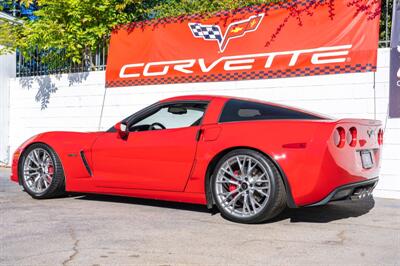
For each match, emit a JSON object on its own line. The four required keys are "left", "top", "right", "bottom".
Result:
{"left": 91, "top": 126, "right": 200, "bottom": 191}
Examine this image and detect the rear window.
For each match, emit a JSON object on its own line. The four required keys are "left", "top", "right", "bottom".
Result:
{"left": 219, "top": 99, "right": 324, "bottom": 123}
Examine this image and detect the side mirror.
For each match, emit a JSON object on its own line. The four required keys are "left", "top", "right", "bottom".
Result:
{"left": 115, "top": 122, "right": 129, "bottom": 139}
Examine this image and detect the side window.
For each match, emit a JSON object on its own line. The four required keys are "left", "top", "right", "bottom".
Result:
{"left": 130, "top": 102, "right": 207, "bottom": 132}
{"left": 219, "top": 99, "right": 323, "bottom": 123}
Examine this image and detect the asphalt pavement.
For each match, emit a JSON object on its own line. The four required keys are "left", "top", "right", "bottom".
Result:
{"left": 1, "top": 167, "right": 399, "bottom": 265}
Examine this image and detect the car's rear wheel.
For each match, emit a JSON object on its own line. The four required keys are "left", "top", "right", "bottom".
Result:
{"left": 211, "top": 149, "right": 286, "bottom": 223}
{"left": 19, "top": 143, "right": 65, "bottom": 199}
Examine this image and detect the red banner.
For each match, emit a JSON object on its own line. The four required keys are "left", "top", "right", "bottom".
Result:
{"left": 106, "top": 0, "right": 380, "bottom": 88}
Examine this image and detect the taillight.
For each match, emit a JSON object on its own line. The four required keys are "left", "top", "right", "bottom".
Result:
{"left": 378, "top": 129, "right": 384, "bottom": 145}
{"left": 333, "top": 127, "right": 346, "bottom": 148}
{"left": 347, "top": 127, "right": 357, "bottom": 147}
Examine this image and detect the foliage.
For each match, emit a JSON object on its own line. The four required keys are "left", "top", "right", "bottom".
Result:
{"left": 150, "top": 0, "right": 279, "bottom": 18}
{"left": 0, "top": 0, "right": 147, "bottom": 67}
{"left": 379, "top": 0, "right": 393, "bottom": 46}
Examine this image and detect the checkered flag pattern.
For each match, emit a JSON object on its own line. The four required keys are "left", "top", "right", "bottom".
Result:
{"left": 189, "top": 23, "right": 222, "bottom": 43}
{"left": 106, "top": 64, "right": 376, "bottom": 88}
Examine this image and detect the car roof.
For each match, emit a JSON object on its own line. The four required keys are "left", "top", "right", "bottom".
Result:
{"left": 160, "top": 94, "right": 330, "bottom": 119}
{"left": 160, "top": 94, "right": 270, "bottom": 103}
{"left": 159, "top": 95, "right": 226, "bottom": 102}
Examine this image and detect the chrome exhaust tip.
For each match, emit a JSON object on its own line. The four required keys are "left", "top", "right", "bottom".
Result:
{"left": 350, "top": 188, "right": 373, "bottom": 200}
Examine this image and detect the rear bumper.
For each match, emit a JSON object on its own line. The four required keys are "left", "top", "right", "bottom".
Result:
{"left": 306, "top": 177, "right": 379, "bottom": 207}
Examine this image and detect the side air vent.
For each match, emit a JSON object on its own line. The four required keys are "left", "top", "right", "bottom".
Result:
{"left": 80, "top": 150, "right": 93, "bottom": 176}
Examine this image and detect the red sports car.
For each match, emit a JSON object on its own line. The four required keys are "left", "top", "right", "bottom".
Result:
{"left": 10, "top": 95, "right": 382, "bottom": 223}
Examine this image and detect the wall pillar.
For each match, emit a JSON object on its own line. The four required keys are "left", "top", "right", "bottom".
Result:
{"left": 0, "top": 50, "right": 16, "bottom": 165}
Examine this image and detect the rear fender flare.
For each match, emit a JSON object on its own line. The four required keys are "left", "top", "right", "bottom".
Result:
{"left": 205, "top": 146, "right": 297, "bottom": 209}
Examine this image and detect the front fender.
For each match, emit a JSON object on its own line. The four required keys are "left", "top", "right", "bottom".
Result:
{"left": 11, "top": 131, "right": 104, "bottom": 190}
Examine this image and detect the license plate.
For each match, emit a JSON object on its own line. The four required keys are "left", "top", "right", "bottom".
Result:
{"left": 361, "top": 150, "right": 373, "bottom": 169}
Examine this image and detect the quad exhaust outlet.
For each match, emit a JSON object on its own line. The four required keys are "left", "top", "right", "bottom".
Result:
{"left": 350, "top": 187, "right": 373, "bottom": 200}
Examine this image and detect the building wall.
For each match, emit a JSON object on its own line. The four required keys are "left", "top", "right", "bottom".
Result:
{"left": 0, "top": 51, "right": 15, "bottom": 165}
{"left": 8, "top": 48, "right": 400, "bottom": 198}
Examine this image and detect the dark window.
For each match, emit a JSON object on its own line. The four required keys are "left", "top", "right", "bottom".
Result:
{"left": 219, "top": 99, "right": 324, "bottom": 123}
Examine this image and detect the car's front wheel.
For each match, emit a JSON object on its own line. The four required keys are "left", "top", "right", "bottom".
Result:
{"left": 19, "top": 143, "right": 65, "bottom": 199}
{"left": 211, "top": 149, "right": 286, "bottom": 223}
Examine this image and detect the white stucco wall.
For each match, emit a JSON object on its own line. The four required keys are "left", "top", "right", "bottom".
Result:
{"left": 0, "top": 51, "right": 15, "bottom": 165}
{"left": 6, "top": 48, "right": 399, "bottom": 198}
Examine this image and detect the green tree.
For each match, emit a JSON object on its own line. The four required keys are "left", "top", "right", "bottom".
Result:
{"left": 380, "top": 0, "right": 393, "bottom": 47}
{"left": 1, "top": 0, "right": 145, "bottom": 68}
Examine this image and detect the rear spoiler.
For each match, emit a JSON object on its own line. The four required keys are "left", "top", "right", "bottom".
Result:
{"left": 334, "top": 119, "right": 382, "bottom": 127}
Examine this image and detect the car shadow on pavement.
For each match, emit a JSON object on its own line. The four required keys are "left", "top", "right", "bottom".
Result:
{"left": 72, "top": 193, "right": 375, "bottom": 223}
{"left": 73, "top": 193, "right": 211, "bottom": 213}
{"left": 269, "top": 197, "right": 376, "bottom": 224}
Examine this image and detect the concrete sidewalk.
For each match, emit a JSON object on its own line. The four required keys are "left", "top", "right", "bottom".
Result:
{"left": 1, "top": 167, "right": 399, "bottom": 265}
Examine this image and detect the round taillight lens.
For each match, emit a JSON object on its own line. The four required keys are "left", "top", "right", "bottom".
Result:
{"left": 378, "top": 129, "right": 384, "bottom": 145}
{"left": 333, "top": 127, "right": 346, "bottom": 148}
{"left": 347, "top": 127, "right": 357, "bottom": 147}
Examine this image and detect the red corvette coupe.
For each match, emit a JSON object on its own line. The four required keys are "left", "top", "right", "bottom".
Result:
{"left": 10, "top": 95, "right": 382, "bottom": 223}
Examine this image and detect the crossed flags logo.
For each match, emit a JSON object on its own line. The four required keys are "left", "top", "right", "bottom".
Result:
{"left": 188, "top": 13, "right": 265, "bottom": 52}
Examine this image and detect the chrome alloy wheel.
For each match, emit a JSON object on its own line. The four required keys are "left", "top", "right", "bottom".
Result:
{"left": 215, "top": 155, "right": 272, "bottom": 218}
{"left": 23, "top": 148, "right": 55, "bottom": 194}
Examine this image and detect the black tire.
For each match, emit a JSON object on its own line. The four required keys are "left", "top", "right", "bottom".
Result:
{"left": 211, "top": 149, "right": 286, "bottom": 224}
{"left": 19, "top": 143, "right": 65, "bottom": 199}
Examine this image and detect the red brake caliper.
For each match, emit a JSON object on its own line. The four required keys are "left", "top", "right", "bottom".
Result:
{"left": 48, "top": 165, "right": 54, "bottom": 175}
{"left": 229, "top": 170, "right": 239, "bottom": 192}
